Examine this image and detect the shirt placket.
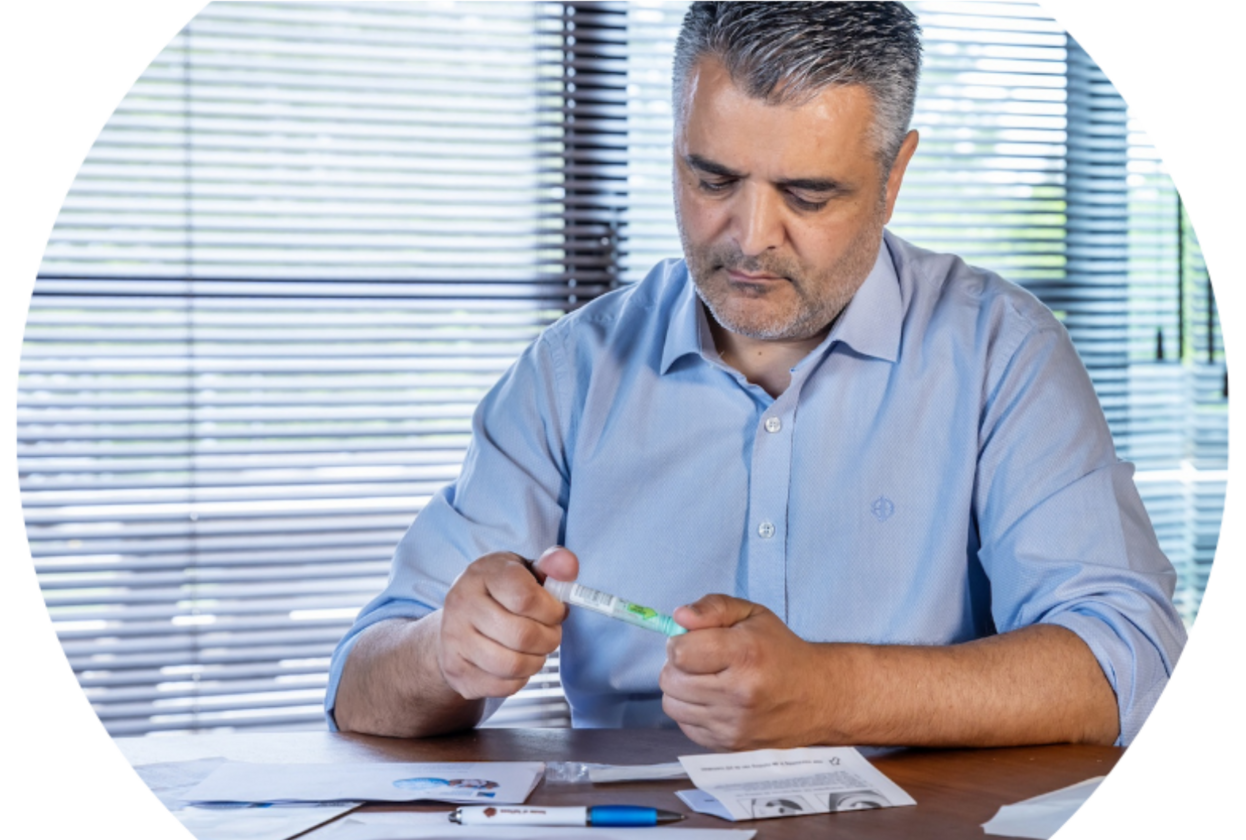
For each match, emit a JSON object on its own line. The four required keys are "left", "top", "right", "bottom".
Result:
{"left": 746, "top": 387, "right": 798, "bottom": 621}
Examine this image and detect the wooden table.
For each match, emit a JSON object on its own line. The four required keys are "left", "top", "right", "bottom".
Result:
{"left": 116, "top": 729, "right": 1121, "bottom": 838}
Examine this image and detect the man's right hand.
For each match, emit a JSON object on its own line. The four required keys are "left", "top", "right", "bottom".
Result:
{"left": 436, "top": 546, "right": 578, "bottom": 700}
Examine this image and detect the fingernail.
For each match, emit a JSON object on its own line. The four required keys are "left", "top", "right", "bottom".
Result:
{"left": 681, "top": 603, "right": 699, "bottom": 616}
{"left": 538, "top": 545, "right": 562, "bottom": 561}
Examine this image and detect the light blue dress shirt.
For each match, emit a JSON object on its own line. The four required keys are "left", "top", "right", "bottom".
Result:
{"left": 326, "top": 230, "right": 1186, "bottom": 745}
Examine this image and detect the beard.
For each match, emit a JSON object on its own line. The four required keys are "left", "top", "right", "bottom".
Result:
{"left": 678, "top": 212, "right": 885, "bottom": 342}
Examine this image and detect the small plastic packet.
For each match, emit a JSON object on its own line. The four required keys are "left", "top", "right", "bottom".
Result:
{"left": 542, "top": 761, "right": 603, "bottom": 785}
{"left": 542, "top": 761, "right": 690, "bottom": 785}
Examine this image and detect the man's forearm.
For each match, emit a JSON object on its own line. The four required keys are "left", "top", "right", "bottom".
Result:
{"left": 824, "top": 623, "right": 1120, "bottom": 747}
{"left": 334, "top": 613, "right": 485, "bottom": 738}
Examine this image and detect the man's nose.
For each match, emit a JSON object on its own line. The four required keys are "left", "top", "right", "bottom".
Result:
{"left": 732, "top": 185, "right": 785, "bottom": 257}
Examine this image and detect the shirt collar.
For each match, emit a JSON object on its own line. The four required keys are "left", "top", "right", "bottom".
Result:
{"left": 659, "top": 266, "right": 706, "bottom": 374}
{"left": 659, "top": 234, "right": 903, "bottom": 375}
{"left": 824, "top": 232, "right": 902, "bottom": 364}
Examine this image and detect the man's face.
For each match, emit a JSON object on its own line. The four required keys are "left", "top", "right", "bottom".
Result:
{"left": 673, "top": 58, "right": 911, "bottom": 342}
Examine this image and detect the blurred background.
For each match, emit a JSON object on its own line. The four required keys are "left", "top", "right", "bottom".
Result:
{"left": 18, "top": 1, "right": 1225, "bottom": 737}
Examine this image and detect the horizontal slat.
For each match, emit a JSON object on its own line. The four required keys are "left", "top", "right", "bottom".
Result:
{"left": 24, "top": 474, "right": 452, "bottom": 497}
{"left": 44, "top": 554, "right": 390, "bottom": 579}
{"left": 25, "top": 513, "right": 414, "bottom": 542}
{"left": 85, "top": 676, "right": 330, "bottom": 706}
{"left": 24, "top": 309, "right": 556, "bottom": 325}
{"left": 16, "top": 391, "right": 496, "bottom": 409}
{"left": 47, "top": 597, "right": 378, "bottom": 625}
{"left": 67, "top": 641, "right": 341, "bottom": 671}
{"left": 32, "top": 533, "right": 407, "bottom": 562}
{"left": 55, "top": 615, "right": 357, "bottom": 641}
{"left": 19, "top": 493, "right": 433, "bottom": 520}
{"left": 30, "top": 279, "right": 611, "bottom": 294}
{"left": 81, "top": 665, "right": 558, "bottom": 709}
{"left": 102, "top": 711, "right": 326, "bottom": 736}
{"left": 18, "top": 420, "right": 474, "bottom": 440}
{"left": 23, "top": 294, "right": 564, "bottom": 311}
{"left": 25, "top": 495, "right": 433, "bottom": 521}
{"left": 62, "top": 628, "right": 351, "bottom": 659}
{"left": 17, "top": 438, "right": 473, "bottom": 458}
{"left": 45, "top": 580, "right": 387, "bottom": 609}
{"left": 19, "top": 449, "right": 465, "bottom": 471}
{"left": 21, "top": 345, "right": 532, "bottom": 362}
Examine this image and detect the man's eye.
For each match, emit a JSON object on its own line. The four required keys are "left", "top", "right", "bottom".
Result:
{"left": 698, "top": 179, "right": 733, "bottom": 193}
{"left": 787, "top": 193, "right": 828, "bottom": 212}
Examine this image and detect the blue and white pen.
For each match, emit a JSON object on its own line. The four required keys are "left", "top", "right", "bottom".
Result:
{"left": 449, "top": 805, "right": 685, "bottom": 827}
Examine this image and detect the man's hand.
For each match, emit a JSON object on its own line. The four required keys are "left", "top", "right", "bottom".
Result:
{"left": 334, "top": 545, "right": 577, "bottom": 737}
{"left": 659, "top": 594, "right": 846, "bottom": 751}
{"left": 659, "top": 594, "right": 1122, "bottom": 751}
{"left": 437, "top": 546, "right": 578, "bottom": 700}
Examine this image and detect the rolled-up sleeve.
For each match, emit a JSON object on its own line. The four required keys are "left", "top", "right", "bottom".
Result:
{"left": 974, "top": 316, "right": 1187, "bottom": 746}
{"left": 323, "top": 328, "right": 572, "bottom": 730}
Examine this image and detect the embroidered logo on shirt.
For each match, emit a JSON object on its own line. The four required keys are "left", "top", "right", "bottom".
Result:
{"left": 871, "top": 496, "right": 895, "bottom": 522}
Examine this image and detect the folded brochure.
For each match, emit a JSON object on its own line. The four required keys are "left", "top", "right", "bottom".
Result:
{"left": 184, "top": 761, "right": 544, "bottom": 805}
{"left": 676, "top": 747, "right": 915, "bottom": 821}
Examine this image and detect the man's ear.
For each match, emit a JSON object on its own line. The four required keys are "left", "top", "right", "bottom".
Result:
{"left": 882, "top": 130, "right": 920, "bottom": 224}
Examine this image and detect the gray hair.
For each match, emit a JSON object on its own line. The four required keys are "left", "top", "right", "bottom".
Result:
{"left": 673, "top": 2, "right": 923, "bottom": 167}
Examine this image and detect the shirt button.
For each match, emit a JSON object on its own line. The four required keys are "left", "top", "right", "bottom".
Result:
{"left": 764, "top": 416, "right": 782, "bottom": 433}
{"left": 757, "top": 521, "right": 775, "bottom": 539}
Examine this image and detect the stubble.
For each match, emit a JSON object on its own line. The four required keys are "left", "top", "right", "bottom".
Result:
{"left": 678, "top": 209, "right": 886, "bottom": 342}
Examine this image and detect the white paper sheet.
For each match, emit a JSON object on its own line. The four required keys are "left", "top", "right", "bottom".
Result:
{"left": 676, "top": 747, "right": 916, "bottom": 822}
{"left": 582, "top": 754, "right": 890, "bottom": 785}
{"left": 173, "top": 804, "right": 360, "bottom": 840}
{"left": 675, "top": 789, "right": 734, "bottom": 821}
{"left": 304, "top": 811, "right": 758, "bottom": 840}
{"left": 185, "top": 761, "right": 544, "bottom": 805}
{"left": 133, "top": 758, "right": 359, "bottom": 840}
{"left": 134, "top": 758, "right": 231, "bottom": 809}
{"left": 981, "top": 776, "right": 1104, "bottom": 839}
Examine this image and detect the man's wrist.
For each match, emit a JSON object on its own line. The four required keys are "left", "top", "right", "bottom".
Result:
{"left": 809, "top": 642, "right": 872, "bottom": 745}
{"left": 396, "top": 611, "right": 487, "bottom": 735}
{"left": 408, "top": 610, "right": 472, "bottom": 705}
{"left": 422, "top": 610, "right": 454, "bottom": 696}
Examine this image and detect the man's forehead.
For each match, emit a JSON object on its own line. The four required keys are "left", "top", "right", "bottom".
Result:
{"left": 677, "top": 57, "right": 879, "bottom": 178}
{"left": 680, "top": 56, "right": 875, "bottom": 123}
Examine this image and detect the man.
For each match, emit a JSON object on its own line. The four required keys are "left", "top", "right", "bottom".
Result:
{"left": 327, "top": 2, "right": 1185, "bottom": 750}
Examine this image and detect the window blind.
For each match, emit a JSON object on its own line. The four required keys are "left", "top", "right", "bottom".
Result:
{"left": 21, "top": 0, "right": 1224, "bottom": 736}
{"left": 22, "top": 1, "right": 579, "bottom": 735}
{"left": 1118, "top": 67, "right": 1225, "bottom": 623}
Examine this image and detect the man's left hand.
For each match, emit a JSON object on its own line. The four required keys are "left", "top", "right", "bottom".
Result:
{"left": 659, "top": 594, "right": 846, "bottom": 751}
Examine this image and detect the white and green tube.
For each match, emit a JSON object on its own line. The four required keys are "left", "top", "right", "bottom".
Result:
{"left": 544, "top": 579, "right": 687, "bottom": 637}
